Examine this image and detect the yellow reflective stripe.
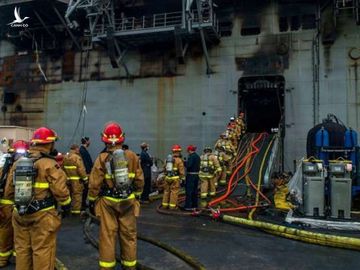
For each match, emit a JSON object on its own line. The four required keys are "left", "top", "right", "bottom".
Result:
{"left": 162, "top": 202, "right": 169, "bottom": 206}
{"left": 169, "top": 203, "right": 176, "bottom": 208}
{"left": 64, "top": 166, "right": 77, "bottom": 169}
{"left": 209, "top": 192, "right": 216, "bottom": 195}
{"left": 59, "top": 196, "right": 71, "bottom": 206}
{"left": 122, "top": 260, "right": 137, "bottom": 267}
{"left": 166, "top": 176, "right": 180, "bottom": 180}
{"left": 99, "top": 260, "right": 116, "bottom": 268}
{"left": 104, "top": 193, "right": 135, "bottom": 203}
{"left": 106, "top": 173, "right": 135, "bottom": 179}
{"left": 199, "top": 174, "right": 213, "bottom": 178}
{"left": 68, "top": 176, "right": 81, "bottom": 180}
{"left": 133, "top": 191, "right": 142, "bottom": 196}
{"left": 71, "top": 210, "right": 81, "bottom": 214}
{"left": 83, "top": 176, "right": 88, "bottom": 181}
{"left": 0, "top": 199, "right": 14, "bottom": 205}
{"left": 12, "top": 251, "right": 16, "bottom": 256}
{"left": 0, "top": 250, "right": 13, "bottom": 257}
{"left": 88, "top": 195, "right": 98, "bottom": 201}
{"left": 40, "top": 206, "right": 55, "bottom": 212}
{"left": 33, "top": 182, "right": 49, "bottom": 188}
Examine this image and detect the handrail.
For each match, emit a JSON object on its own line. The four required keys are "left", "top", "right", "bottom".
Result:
{"left": 93, "top": 9, "right": 219, "bottom": 35}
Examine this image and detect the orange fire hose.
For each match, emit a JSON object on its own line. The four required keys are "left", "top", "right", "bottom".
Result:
{"left": 208, "top": 133, "right": 265, "bottom": 207}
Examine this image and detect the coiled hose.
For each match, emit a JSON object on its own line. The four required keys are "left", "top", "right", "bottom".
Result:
{"left": 221, "top": 215, "right": 360, "bottom": 251}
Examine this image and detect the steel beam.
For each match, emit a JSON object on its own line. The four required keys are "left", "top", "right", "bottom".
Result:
{"left": 106, "top": 27, "right": 130, "bottom": 76}
{"left": 53, "top": 5, "right": 81, "bottom": 50}
{"left": 114, "top": 40, "right": 130, "bottom": 77}
{"left": 195, "top": 0, "right": 213, "bottom": 74}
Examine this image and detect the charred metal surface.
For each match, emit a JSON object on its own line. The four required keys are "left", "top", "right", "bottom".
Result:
{"left": 235, "top": 54, "right": 289, "bottom": 75}
{"left": 140, "top": 50, "right": 179, "bottom": 77}
{"left": 0, "top": 53, "right": 45, "bottom": 126}
{"left": 62, "top": 51, "right": 75, "bottom": 81}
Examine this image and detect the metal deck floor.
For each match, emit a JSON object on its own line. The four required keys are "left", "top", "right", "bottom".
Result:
{"left": 4, "top": 203, "right": 359, "bottom": 269}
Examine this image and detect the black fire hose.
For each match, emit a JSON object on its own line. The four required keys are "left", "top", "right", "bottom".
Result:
{"left": 83, "top": 217, "right": 154, "bottom": 270}
{"left": 84, "top": 214, "right": 206, "bottom": 270}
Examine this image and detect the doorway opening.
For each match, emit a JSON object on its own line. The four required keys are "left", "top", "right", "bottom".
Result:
{"left": 238, "top": 76, "right": 285, "bottom": 133}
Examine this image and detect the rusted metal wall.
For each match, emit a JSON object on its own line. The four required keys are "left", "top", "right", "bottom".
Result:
{"left": 0, "top": 42, "right": 45, "bottom": 128}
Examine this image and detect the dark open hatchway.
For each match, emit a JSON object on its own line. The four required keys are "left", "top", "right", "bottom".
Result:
{"left": 238, "top": 75, "right": 285, "bottom": 133}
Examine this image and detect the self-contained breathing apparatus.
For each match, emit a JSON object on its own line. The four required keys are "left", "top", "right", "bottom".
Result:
{"left": 102, "top": 149, "right": 133, "bottom": 199}
{"left": 0, "top": 153, "right": 13, "bottom": 197}
{"left": 200, "top": 154, "right": 215, "bottom": 175}
{"left": 165, "top": 154, "right": 179, "bottom": 179}
{"left": 214, "top": 150, "right": 225, "bottom": 167}
{"left": 14, "top": 156, "right": 38, "bottom": 215}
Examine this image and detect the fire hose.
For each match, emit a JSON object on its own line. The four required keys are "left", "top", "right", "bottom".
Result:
{"left": 221, "top": 214, "right": 360, "bottom": 251}
{"left": 84, "top": 214, "right": 206, "bottom": 270}
{"left": 208, "top": 133, "right": 266, "bottom": 208}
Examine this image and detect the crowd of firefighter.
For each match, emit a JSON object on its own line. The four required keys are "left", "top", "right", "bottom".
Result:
{"left": 0, "top": 113, "right": 246, "bottom": 270}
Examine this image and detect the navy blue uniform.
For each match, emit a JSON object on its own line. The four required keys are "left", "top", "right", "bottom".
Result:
{"left": 79, "top": 145, "right": 93, "bottom": 210}
{"left": 79, "top": 145, "right": 93, "bottom": 174}
{"left": 140, "top": 149, "right": 153, "bottom": 201}
{"left": 184, "top": 152, "right": 200, "bottom": 209}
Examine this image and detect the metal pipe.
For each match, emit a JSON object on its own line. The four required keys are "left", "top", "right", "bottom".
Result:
{"left": 52, "top": 5, "right": 81, "bottom": 50}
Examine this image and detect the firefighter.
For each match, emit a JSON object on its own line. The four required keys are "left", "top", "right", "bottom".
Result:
{"left": 162, "top": 144, "right": 185, "bottom": 210}
{"left": 4, "top": 127, "right": 71, "bottom": 270}
{"left": 63, "top": 144, "right": 88, "bottom": 215}
{"left": 212, "top": 150, "right": 223, "bottom": 187}
{"left": 229, "top": 116, "right": 242, "bottom": 141}
{"left": 0, "top": 140, "right": 29, "bottom": 267}
{"left": 215, "top": 146, "right": 232, "bottom": 186}
{"left": 237, "top": 112, "right": 246, "bottom": 135}
{"left": 215, "top": 133, "right": 236, "bottom": 158}
{"left": 227, "top": 127, "right": 238, "bottom": 149}
{"left": 199, "top": 147, "right": 221, "bottom": 202}
{"left": 88, "top": 122, "right": 144, "bottom": 270}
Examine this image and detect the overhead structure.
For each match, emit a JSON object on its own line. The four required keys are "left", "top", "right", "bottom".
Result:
{"left": 65, "top": 0, "right": 221, "bottom": 74}
{"left": 334, "top": 0, "right": 360, "bottom": 25}
{"left": 0, "top": 0, "right": 79, "bottom": 51}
